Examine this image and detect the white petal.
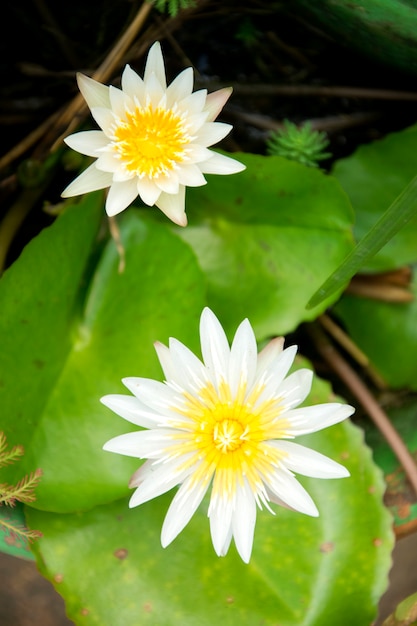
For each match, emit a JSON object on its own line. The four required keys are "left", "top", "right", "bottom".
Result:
{"left": 177, "top": 89, "right": 208, "bottom": 116}
{"left": 166, "top": 67, "right": 194, "bottom": 107}
{"left": 284, "top": 403, "right": 355, "bottom": 436}
{"left": 176, "top": 164, "right": 207, "bottom": 187}
{"left": 166, "top": 337, "right": 209, "bottom": 391}
{"left": 252, "top": 345, "right": 298, "bottom": 408}
{"left": 137, "top": 178, "right": 162, "bottom": 206}
{"left": 269, "top": 440, "right": 350, "bottom": 478}
{"left": 122, "top": 377, "right": 178, "bottom": 418}
{"left": 105, "top": 179, "right": 138, "bottom": 216}
{"left": 61, "top": 162, "right": 112, "bottom": 197}
{"left": 95, "top": 151, "right": 121, "bottom": 173}
{"left": 276, "top": 369, "right": 313, "bottom": 410}
{"left": 256, "top": 337, "right": 285, "bottom": 373}
{"left": 90, "top": 106, "right": 116, "bottom": 135}
{"left": 109, "top": 85, "right": 132, "bottom": 119}
{"left": 204, "top": 87, "right": 232, "bottom": 122}
{"left": 144, "top": 72, "right": 166, "bottom": 107}
{"left": 155, "top": 173, "right": 180, "bottom": 195}
{"left": 232, "top": 482, "right": 257, "bottom": 563}
{"left": 209, "top": 495, "right": 233, "bottom": 557}
{"left": 77, "top": 72, "right": 111, "bottom": 110}
{"left": 199, "top": 307, "right": 230, "bottom": 389}
{"left": 196, "top": 122, "right": 232, "bottom": 147}
{"left": 229, "top": 318, "right": 257, "bottom": 397}
{"left": 199, "top": 152, "right": 246, "bottom": 175}
{"left": 129, "top": 459, "right": 187, "bottom": 507}
{"left": 155, "top": 187, "right": 188, "bottom": 227}
{"left": 161, "top": 472, "right": 209, "bottom": 547}
{"left": 184, "top": 144, "right": 213, "bottom": 164}
{"left": 144, "top": 41, "right": 167, "bottom": 90}
{"left": 121, "top": 64, "right": 145, "bottom": 101}
{"left": 64, "top": 130, "right": 109, "bottom": 157}
{"left": 100, "top": 394, "right": 160, "bottom": 428}
{"left": 267, "top": 470, "right": 319, "bottom": 517}
{"left": 103, "top": 429, "right": 173, "bottom": 458}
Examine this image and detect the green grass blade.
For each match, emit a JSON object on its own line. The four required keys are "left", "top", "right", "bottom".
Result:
{"left": 307, "top": 173, "right": 417, "bottom": 309}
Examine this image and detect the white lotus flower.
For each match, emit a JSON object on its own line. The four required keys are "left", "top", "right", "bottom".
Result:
{"left": 61, "top": 42, "right": 245, "bottom": 226}
{"left": 102, "top": 308, "right": 354, "bottom": 563}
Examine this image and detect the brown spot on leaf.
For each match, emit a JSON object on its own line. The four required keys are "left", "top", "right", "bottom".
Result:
{"left": 53, "top": 573, "right": 64, "bottom": 583}
{"left": 143, "top": 603, "right": 152, "bottom": 613}
{"left": 373, "top": 538, "right": 383, "bottom": 547}
{"left": 226, "top": 596, "right": 234, "bottom": 604}
{"left": 114, "top": 548, "right": 128, "bottom": 560}
{"left": 80, "top": 608, "right": 89, "bottom": 616}
{"left": 320, "top": 542, "right": 334, "bottom": 553}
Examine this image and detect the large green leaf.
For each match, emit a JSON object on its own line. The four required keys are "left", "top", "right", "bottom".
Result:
{"left": 0, "top": 193, "right": 103, "bottom": 476}
{"left": 0, "top": 205, "right": 207, "bottom": 513}
{"left": 142, "top": 153, "right": 355, "bottom": 339}
{"left": 335, "top": 269, "right": 417, "bottom": 390}
{"left": 26, "top": 369, "right": 393, "bottom": 626}
{"left": 333, "top": 125, "right": 417, "bottom": 271}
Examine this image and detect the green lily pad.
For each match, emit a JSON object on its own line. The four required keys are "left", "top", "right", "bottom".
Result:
{"left": 142, "top": 152, "right": 355, "bottom": 339}
{"left": 333, "top": 125, "right": 417, "bottom": 272}
{"left": 335, "top": 269, "right": 417, "bottom": 390}
{"left": 26, "top": 377, "right": 393, "bottom": 626}
{"left": 22, "top": 217, "right": 206, "bottom": 512}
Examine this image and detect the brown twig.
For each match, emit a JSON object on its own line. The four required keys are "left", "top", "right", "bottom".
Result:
{"left": 308, "top": 322, "right": 417, "bottom": 498}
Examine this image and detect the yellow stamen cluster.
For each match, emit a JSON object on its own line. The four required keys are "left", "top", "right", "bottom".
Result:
{"left": 112, "top": 105, "right": 189, "bottom": 178}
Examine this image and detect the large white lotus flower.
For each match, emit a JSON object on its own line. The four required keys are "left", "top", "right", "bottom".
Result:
{"left": 102, "top": 308, "right": 354, "bottom": 563}
{"left": 61, "top": 42, "right": 245, "bottom": 226}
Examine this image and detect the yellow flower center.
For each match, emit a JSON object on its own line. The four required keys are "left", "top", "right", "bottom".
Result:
{"left": 112, "top": 105, "right": 189, "bottom": 178}
{"left": 169, "top": 380, "right": 289, "bottom": 499}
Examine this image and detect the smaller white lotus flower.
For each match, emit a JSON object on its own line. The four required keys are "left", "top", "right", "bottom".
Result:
{"left": 61, "top": 42, "right": 245, "bottom": 226}
{"left": 102, "top": 308, "right": 354, "bottom": 563}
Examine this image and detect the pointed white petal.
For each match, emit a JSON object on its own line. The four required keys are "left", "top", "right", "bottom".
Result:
{"left": 166, "top": 337, "right": 209, "bottom": 392}
{"left": 269, "top": 440, "right": 350, "bottom": 478}
{"left": 267, "top": 470, "right": 319, "bottom": 517}
{"left": 204, "top": 87, "right": 232, "bottom": 122}
{"left": 95, "top": 151, "right": 121, "bottom": 173}
{"left": 229, "top": 318, "right": 257, "bottom": 397}
{"left": 284, "top": 403, "right": 355, "bottom": 435}
{"left": 105, "top": 179, "right": 138, "bottom": 216}
{"left": 232, "top": 482, "right": 257, "bottom": 563}
{"left": 196, "top": 122, "right": 232, "bottom": 147}
{"left": 199, "top": 152, "right": 246, "bottom": 175}
{"left": 122, "top": 377, "right": 178, "bottom": 417}
{"left": 136, "top": 177, "right": 162, "bottom": 206}
{"left": 184, "top": 144, "right": 213, "bottom": 164}
{"left": 144, "top": 41, "right": 167, "bottom": 90}
{"left": 121, "top": 64, "right": 145, "bottom": 101}
{"left": 161, "top": 472, "right": 209, "bottom": 547}
{"left": 64, "top": 130, "right": 109, "bottom": 157}
{"left": 155, "top": 172, "right": 180, "bottom": 195}
{"left": 77, "top": 72, "right": 111, "bottom": 110}
{"left": 199, "top": 307, "right": 230, "bottom": 388}
{"left": 176, "top": 164, "right": 207, "bottom": 187}
{"left": 100, "top": 394, "right": 160, "bottom": 428}
{"left": 252, "top": 345, "right": 298, "bottom": 408}
{"left": 209, "top": 495, "right": 234, "bottom": 557}
{"left": 90, "top": 106, "right": 116, "bottom": 135}
{"left": 103, "top": 429, "right": 180, "bottom": 459}
{"left": 166, "top": 67, "right": 194, "bottom": 107}
{"left": 178, "top": 89, "right": 208, "bottom": 116}
{"left": 129, "top": 459, "right": 188, "bottom": 507}
{"left": 276, "top": 369, "right": 313, "bottom": 410}
{"left": 155, "top": 187, "right": 188, "bottom": 227}
{"left": 109, "top": 85, "right": 132, "bottom": 119}
{"left": 256, "top": 336, "right": 285, "bottom": 373}
{"left": 61, "top": 163, "right": 112, "bottom": 197}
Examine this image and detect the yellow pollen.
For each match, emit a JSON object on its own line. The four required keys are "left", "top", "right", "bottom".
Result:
{"left": 213, "top": 419, "right": 246, "bottom": 454}
{"left": 112, "top": 105, "right": 189, "bottom": 178}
